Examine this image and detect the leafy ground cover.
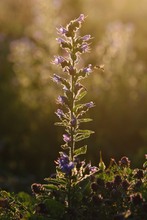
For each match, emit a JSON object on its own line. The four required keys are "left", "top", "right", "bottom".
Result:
{"left": 0, "top": 155, "right": 147, "bottom": 219}
{"left": 0, "top": 14, "right": 147, "bottom": 220}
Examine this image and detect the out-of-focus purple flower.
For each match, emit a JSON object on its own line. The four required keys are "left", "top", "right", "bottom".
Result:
{"left": 52, "top": 56, "right": 65, "bottom": 65}
{"left": 56, "top": 38, "right": 65, "bottom": 44}
{"left": 83, "top": 64, "right": 92, "bottom": 73}
{"left": 57, "top": 152, "right": 74, "bottom": 174}
{"left": 81, "top": 35, "right": 91, "bottom": 41}
{"left": 90, "top": 166, "right": 98, "bottom": 173}
{"left": 57, "top": 26, "right": 68, "bottom": 35}
{"left": 81, "top": 44, "right": 90, "bottom": 53}
{"left": 55, "top": 109, "right": 65, "bottom": 119}
{"left": 63, "top": 134, "right": 71, "bottom": 143}
{"left": 85, "top": 101, "right": 95, "bottom": 108}
{"left": 53, "top": 74, "right": 62, "bottom": 83}
{"left": 76, "top": 14, "right": 85, "bottom": 23}
{"left": 84, "top": 163, "right": 97, "bottom": 174}
{"left": 57, "top": 96, "right": 68, "bottom": 105}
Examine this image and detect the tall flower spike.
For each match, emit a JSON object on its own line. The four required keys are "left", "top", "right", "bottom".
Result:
{"left": 53, "top": 14, "right": 95, "bottom": 163}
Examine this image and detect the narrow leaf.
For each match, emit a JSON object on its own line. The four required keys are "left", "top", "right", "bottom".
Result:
{"left": 44, "top": 178, "right": 66, "bottom": 186}
{"left": 43, "top": 184, "right": 58, "bottom": 190}
{"left": 74, "top": 103, "right": 85, "bottom": 111}
{"left": 75, "top": 133, "right": 90, "bottom": 142}
{"left": 78, "top": 118, "right": 93, "bottom": 123}
{"left": 76, "top": 90, "right": 87, "bottom": 102}
{"left": 76, "top": 129, "right": 95, "bottom": 135}
{"left": 54, "top": 122, "right": 67, "bottom": 127}
{"left": 74, "top": 145, "right": 87, "bottom": 156}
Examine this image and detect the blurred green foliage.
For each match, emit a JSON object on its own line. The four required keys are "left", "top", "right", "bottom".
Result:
{"left": 0, "top": 0, "right": 147, "bottom": 191}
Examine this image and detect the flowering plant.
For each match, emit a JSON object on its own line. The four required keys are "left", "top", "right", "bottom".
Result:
{"left": 0, "top": 14, "right": 146, "bottom": 220}
{"left": 33, "top": 14, "right": 98, "bottom": 218}
{"left": 29, "top": 14, "right": 147, "bottom": 220}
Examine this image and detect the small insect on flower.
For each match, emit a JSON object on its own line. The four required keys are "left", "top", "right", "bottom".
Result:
{"left": 94, "top": 64, "right": 105, "bottom": 72}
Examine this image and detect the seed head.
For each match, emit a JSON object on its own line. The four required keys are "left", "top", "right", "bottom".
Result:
{"left": 119, "top": 156, "right": 130, "bottom": 167}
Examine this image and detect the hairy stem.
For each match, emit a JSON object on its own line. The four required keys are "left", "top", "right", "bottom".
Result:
{"left": 70, "top": 36, "right": 76, "bottom": 161}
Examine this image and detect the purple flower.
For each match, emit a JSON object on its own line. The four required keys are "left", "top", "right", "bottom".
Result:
{"left": 57, "top": 152, "right": 69, "bottom": 166}
{"left": 90, "top": 166, "right": 98, "bottom": 173}
{"left": 81, "top": 35, "right": 91, "bottom": 41}
{"left": 70, "top": 116, "right": 77, "bottom": 127}
{"left": 63, "top": 134, "right": 71, "bottom": 143}
{"left": 52, "top": 56, "right": 65, "bottom": 65}
{"left": 57, "top": 152, "right": 74, "bottom": 174}
{"left": 56, "top": 38, "right": 65, "bottom": 44}
{"left": 57, "top": 26, "right": 68, "bottom": 35}
{"left": 81, "top": 43, "right": 90, "bottom": 53}
{"left": 76, "top": 14, "right": 85, "bottom": 23}
{"left": 57, "top": 96, "right": 68, "bottom": 105}
{"left": 61, "top": 162, "right": 74, "bottom": 174}
{"left": 83, "top": 64, "right": 92, "bottom": 73}
{"left": 85, "top": 101, "right": 95, "bottom": 108}
{"left": 55, "top": 109, "right": 65, "bottom": 119}
{"left": 53, "top": 74, "right": 62, "bottom": 83}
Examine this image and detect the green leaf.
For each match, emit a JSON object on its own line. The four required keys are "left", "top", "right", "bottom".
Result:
{"left": 44, "top": 199, "right": 65, "bottom": 218}
{"left": 54, "top": 121, "right": 67, "bottom": 127}
{"left": 43, "top": 184, "right": 58, "bottom": 190}
{"left": 75, "top": 133, "right": 90, "bottom": 142}
{"left": 143, "top": 161, "right": 147, "bottom": 168}
{"left": 74, "top": 145, "right": 87, "bottom": 156}
{"left": 78, "top": 118, "right": 93, "bottom": 123}
{"left": 76, "top": 90, "right": 87, "bottom": 102}
{"left": 44, "top": 178, "right": 66, "bottom": 186}
{"left": 76, "top": 129, "right": 95, "bottom": 134}
{"left": 74, "top": 130, "right": 94, "bottom": 141}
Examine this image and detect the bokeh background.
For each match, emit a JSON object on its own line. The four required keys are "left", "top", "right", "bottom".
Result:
{"left": 0, "top": 0, "right": 147, "bottom": 192}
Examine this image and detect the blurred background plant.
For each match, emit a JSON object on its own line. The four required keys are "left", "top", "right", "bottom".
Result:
{"left": 0, "top": 0, "right": 147, "bottom": 192}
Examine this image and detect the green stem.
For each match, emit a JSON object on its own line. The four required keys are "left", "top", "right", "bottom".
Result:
{"left": 70, "top": 36, "right": 75, "bottom": 161}
{"left": 67, "top": 177, "right": 71, "bottom": 209}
